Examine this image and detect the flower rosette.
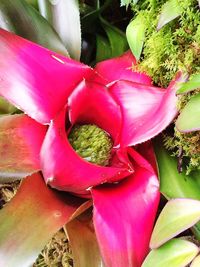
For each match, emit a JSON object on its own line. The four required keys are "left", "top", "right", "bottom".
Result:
{"left": 0, "top": 28, "right": 187, "bottom": 267}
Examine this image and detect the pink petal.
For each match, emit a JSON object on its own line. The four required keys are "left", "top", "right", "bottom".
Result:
{"left": 0, "top": 114, "right": 46, "bottom": 179}
{"left": 109, "top": 72, "right": 187, "bottom": 146}
{"left": 136, "top": 141, "right": 158, "bottom": 174}
{"left": 68, "top": 80, "right": 122, "bottom": 144}
{"left": 92, "top": 148, "right": 160, "bottom": 267}
{"left": 0, "top": 29, "right": 93, "bottom": 124}
{"left": 40, "top": 108, "right": 133, "bottom": 195}
{"left": 95, "top": 50, "right": 152, "bottom": 85}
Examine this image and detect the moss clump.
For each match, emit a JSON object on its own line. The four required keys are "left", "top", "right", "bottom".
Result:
{"left": 130, "top": 0, "right": 200, "bottom": 173}
{"left": 163, "top": 89, "right": 200, "bottom": 174}
{"left": 68, "top": 124, "right": 113, "bottom": 166}
{"left": 163, "top": 129, "right": 200, "bottom": 175}
{"left": 130, "top": 0, "right": 200, "bottom": 87}
{"left": 34, "top": 229, "right": 73, "bottom": 267}
{"left": 0, "top": 181, "right": 20, "bottom": 208}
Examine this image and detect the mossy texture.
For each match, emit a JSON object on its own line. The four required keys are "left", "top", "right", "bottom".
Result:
{"left": 130, "top": 0, "right": 200, "bottom": 173}
{"left": 131, "top": 0, "right": 200, "bottom": 87}
{"left": 34, "top": 230, "right": 73, "bottom": 267}
{"left": 68, "top": 124, "right": 113, "bottom": 166}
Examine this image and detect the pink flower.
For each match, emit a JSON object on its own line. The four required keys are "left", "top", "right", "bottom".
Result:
{"left": 0, "top": 29, "right": 185, "bottom": 266}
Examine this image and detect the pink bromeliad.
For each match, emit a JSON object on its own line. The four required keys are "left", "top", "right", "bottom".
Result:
{"left": 0, "top": 28, "right": 186, "bottom": 267}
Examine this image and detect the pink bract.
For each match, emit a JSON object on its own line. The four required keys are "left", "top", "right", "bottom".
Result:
{"left": 0, "top": 28, "right": 185, "bottom": 267}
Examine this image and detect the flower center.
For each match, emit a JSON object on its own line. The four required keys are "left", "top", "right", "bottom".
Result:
{"left": 68, "top": 124, "right": 113, "bottom": 166}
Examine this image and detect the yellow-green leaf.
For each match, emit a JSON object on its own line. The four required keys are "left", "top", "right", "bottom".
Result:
{"left": 150, "top": 199, "right": 200, "bottom": 249}
{"left": 142, "top": 239, "right": 199, "bottom": 267}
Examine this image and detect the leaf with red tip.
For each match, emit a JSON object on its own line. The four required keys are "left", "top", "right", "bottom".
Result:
{"left": 109, "top": 72, "right": 187, "bottom": 146}
{"left": 142, "top": 238, "right": 199, "bottom": 267}
{"left": 157, "top": 0, "right": 182, "bottom": 30}
{"left": 176, "top": 93, "right": 200, "bottom": 133}
{"left": 0, "top": 29, "right": 93, "bottom": 124}
{"left": 0, "top": 172, "right": 86, "bottom": 267}
{"left": 41, "top": 107, "right": 133, "bottom": 195}
{"left": 0, "top": 114, "right": 46, "bottom": 182}
{"left": 66, "top": 210, "right": 104, "bottom": 267}
{"left": 150, "top": 198, "right": 200, "bottom": 249}
{"left": 91, "top": 148, "right": 160, "bottom": 267}
{"left": 95, "top": 50, "right": 152, "bottom": 85}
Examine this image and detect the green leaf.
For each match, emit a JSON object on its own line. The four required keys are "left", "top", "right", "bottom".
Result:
{"left": 0, "top": 172, "right": 87, "bottom": 267}
{"left": 81, "top": 0, "right": 111, "bottom": 34}
{"left": 96, "top": 34, "right": 112, "bottom": 62}
{"left": 25, "top": 0, "right": 38, "bottom": 9}
{"left": 154, "top": 138, "right": 200, "bottom": 239}
{"left": 157, "top": 0, "right": 182, "bottom": 30}
{"left": 100, "top": 17, "right": 129, "bottom": 58}
{"left": 38, "top": 0, "right": 81, "bottom": 60}
{"left": 142, "top": 238, "right": 199, "bottom": 267}
{"left": 177, "top": 74, "right": 200, "bottom": 94}
{"left": 154, "top": 138, "right": 200, "bottom": 200}
{"left": 0, "top": 0, "right": 69, "bottom": 56}
{"left": 191, "top": 255, "right": 200, "bottom": 267}
{"left": 66, "top": 210, "right": 104, "bottom": 267}
{"left": 150, "top": 199, "right": 200, "bottom": 249}
{"left": 126, "top": 15, "right": 146, "bottom": 61}
{"left": 176, "top": 93, "right": 200, "bottom": 132}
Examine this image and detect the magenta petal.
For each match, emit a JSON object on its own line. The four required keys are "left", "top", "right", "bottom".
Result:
{"left": 0, "top": 29, "right": 93, "bottom": 124}
{"left": 110, "top": 72, "right": 187, "bottom": 146}
{"left": 40, "top": 108, "right": 133, "bottom": 195}
{"left": 92, "top": 148, "right": 160, "bottom": 267}
{"left": 68, "top": 80, "right": 122, "bottom": 144}
{"left": 95, "top": 50, "right": 152, "bottom": 85}
{"left": 0, "top": 114, "right": 46, "bottom": 179}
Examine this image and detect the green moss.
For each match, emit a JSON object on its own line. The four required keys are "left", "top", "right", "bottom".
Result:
{"left": 163, "top": 89, "right": 200, "bottom": 174}
{"left": 130, "top": 0, "right": 200, "bottom": 173}
{"left": 131, "top": 0, "right": 200, "bottom": 87}
{"left": 163, "top": 129, "right": 200, "bottom": 175}
{"left": 68, "top": 124, "right": 113, "bottom": 166}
